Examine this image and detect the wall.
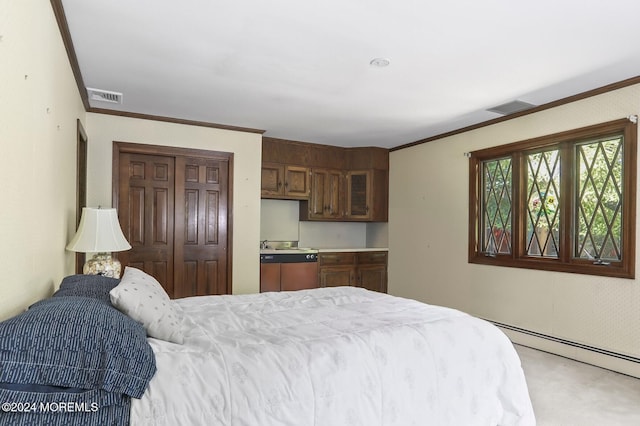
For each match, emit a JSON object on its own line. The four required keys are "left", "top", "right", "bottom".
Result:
{"left": 299, "top": 222, "right": 367, "bottom": 249}
{"left": 260, "top": 199, "right": 388, "bottom": 249}
{"left": 85, "top": 113, "right": 262, "bottom": 295}
{"left": 0, "top": 0, "right": 86, "bottom": 320}
{"left": 260, "top": 199, "right": 300, "bottom": 242}
{"left": 389, "top": 84, "right": 640, "bottom": 376}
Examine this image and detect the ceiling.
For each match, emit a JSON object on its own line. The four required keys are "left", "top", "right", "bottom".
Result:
{"left": 60, "top": 0, "right": 640, "bottom": 149}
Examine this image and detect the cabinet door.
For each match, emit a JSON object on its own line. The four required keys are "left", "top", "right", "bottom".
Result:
{"left": 357, "top": 264, "right": 387, "bottom": 293}
{"left": 261, "top": 163, "right": 284, "bottom": 197}
{"left": 346, "top": 170, "right": 372, "bottom": 220}
{"left": 280, "top": 262, "right": 318, "bottom": 291}
{"left": 320, "top": 266, "right": 356, "bottom": 287}
{"left": 325, "top": 170, "right": 344, "bottom": 219}
{"left": 284, "top": 165, "right": 310, "bottom": 199}
{"left": 260, "top": 263, "right": 281, "bottom": 292}
{"left": 309, "top": 169, "right": 344, "bottom": 219}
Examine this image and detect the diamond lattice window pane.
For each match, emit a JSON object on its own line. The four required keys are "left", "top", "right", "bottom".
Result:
{"left": 482, "top": 158, "right": 512, "bottom": 254}
{"left": 526, "top": 150, "right": 560, "bottom": 257}
{"left": 575, "top": 136, "right": 623, "bottom": 261}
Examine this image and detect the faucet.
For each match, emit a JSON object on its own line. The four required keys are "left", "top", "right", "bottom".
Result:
{"left": 260, "top": 240, "right": 269, "bottom": 249}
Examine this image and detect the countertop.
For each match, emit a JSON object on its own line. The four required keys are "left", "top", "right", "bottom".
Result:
{"left": 316, "top": 247, "right": 388, "bottom": 253}
{"left": 260, "top": 247, "right": 388, "bottom": 254}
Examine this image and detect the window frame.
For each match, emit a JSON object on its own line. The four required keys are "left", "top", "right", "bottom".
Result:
{"left": 468, "top": 118, "right": 637, "bottom": 279}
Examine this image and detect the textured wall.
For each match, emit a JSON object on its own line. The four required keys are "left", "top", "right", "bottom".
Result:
{"left": 0, "top": 0, "right": 86, "bottom": 320}
{"left": 389, "top": 84, "right": 640, "bottom": 372}
{"left": 85, "top": 113, "right": 262, "bottom": 295}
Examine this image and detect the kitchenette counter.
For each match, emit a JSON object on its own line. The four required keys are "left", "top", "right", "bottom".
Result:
{"left": 316, "top": 247, "right": 388, "bottom": 252}
{"left": 260, "top": 247, "right": 388, "bottom": 254}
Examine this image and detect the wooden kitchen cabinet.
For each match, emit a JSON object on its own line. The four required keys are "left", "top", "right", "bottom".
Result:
{"left": 261, "top": 162, "right": 310, "bottom": 199}
{"left": 345, "top": 169, "right": 388, "bottom": 221}
{"left": 303, "top": 168, "right": 344, "bottom": 220}
{"left": 318, "top": 251, "right": 387, "bottom": 293}
{"left": 263, "top": 137, "right": 389, "bottom": 222}
{"left": 356, "top": 251, "right": 388, "bottom": 293}
{"left": 318, "top": 252, "right": 356, "bottom": 287}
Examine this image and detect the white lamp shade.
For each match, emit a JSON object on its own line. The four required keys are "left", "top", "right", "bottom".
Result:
{"left": 66, "top": 207, "right": 131, "bottom": 253}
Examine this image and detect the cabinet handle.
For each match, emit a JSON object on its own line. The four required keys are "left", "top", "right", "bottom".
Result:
{"left": 278, "top": 181, "right": 282, "bottom": 188}
{"left": 366, "top": 206, "right": 369, "bottom": 213}
{"left": 284, "top": 181, "right": 289, "bottom": 188}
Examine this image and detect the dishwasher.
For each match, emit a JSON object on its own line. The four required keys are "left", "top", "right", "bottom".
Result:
{"left": 259, "top": 249, "right": 318, "bottom": 292}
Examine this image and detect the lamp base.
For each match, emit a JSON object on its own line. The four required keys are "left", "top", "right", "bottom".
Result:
{"left": 83, "top": 253, "right": 122, "bottom": 278}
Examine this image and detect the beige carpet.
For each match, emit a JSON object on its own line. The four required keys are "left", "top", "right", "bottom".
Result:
{"left": 515, "top": 344, "right": 640, "bottom": 426}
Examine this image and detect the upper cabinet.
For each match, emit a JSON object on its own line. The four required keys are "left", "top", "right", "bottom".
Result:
{"left": 307, "top": 168, "right": 344, "bottom": 220}
{"left": 261, "top": 163, "right": 310, "bottom": 200}
{"left": 262, "top": 137, "right": 389, "bottom": 222}
{"left": 345, "top": 169, "right": 388, "bottom": 221}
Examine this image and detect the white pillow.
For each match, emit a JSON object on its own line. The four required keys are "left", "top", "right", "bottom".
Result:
{"left": 109, "top": 267, "right": 183, "bottom": 344}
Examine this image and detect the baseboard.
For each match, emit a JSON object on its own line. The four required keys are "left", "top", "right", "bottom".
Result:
{"left": 492, "top": 321, "right": 640, "bottom": 379}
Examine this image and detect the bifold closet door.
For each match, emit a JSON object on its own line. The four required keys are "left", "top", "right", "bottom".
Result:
{"left": 117, "top": 152, "right": 176, "bottom": 296}
{"left": 115, "top": 143, "right": 232, "bottom": 298}
{"left": 173, "top": 156, "right": 229, "bottom": 298}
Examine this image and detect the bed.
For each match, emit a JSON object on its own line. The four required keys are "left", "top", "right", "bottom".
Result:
{"left": 0, "top": 268, "right": 535, "bottom": 425}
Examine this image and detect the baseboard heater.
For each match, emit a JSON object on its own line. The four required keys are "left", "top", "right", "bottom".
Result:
{"left": 490, "top": 320, "right": 640, "bottom": 365}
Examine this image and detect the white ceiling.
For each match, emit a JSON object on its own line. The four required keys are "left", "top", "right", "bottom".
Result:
{"left": 61, "top": 0, "right": 640, "bottom": 149}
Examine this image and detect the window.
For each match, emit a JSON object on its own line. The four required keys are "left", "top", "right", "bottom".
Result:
{"left": 468, "top": 118, "right": 637, "bottom": 278}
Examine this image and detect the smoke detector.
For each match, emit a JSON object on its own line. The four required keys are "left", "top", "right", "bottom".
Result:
{"left": 87, "top": 88, "right": 123, "bottom": 104}
{"left": 369, "top": 58, "right": 390, "bottom": 67}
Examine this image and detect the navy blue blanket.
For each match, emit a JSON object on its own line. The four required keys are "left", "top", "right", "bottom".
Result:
{"left": 0, "top": 275, "right": 156, "bottom": 425}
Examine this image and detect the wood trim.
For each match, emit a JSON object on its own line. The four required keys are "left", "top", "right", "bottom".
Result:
{"left": 50, "top": 0, "right": 89, "bottom": 110}
{"left": 50, "top": 0, "right": 640, "bottom": 153}
{"left": 468, "top": 118, "right": 637, "bottom": 279}
{"left": 113, "top": 140, "right": 236, "bottom": 160}
{"left": 49, "top": 0, "right": 264, "bottom": 136}
{"left": 469, "top": 118, "right": 633, "bottom": 159}
{"left": 75, "top": 119, "right": 88, "bottom": 274}
{"left": 391, "top": 75, "right": 640, "bottom": 152}
{"left": 89, "top": 107, "right": 265, "bottom": 135}
{"left": 226, "top": 151, "right": 234, "bottom": 295}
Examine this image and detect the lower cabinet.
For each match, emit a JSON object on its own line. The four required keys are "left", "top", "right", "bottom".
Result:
{"left": 260, "top": 262, "right": 319, "bottom": 292}
{"left": 318, "top": 251, "right": 387, "bottom": 293}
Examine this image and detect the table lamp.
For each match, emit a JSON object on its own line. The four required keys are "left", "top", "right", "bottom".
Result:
{"left": 66, "top": 207, "right": 131, "bottom": 278}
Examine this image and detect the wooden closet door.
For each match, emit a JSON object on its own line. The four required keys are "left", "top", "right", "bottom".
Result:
{"left": 174, "top": 157, "right": 229, "bottom": 297}
{"left": 117, "top": 153, "right": 176, "bottom": 296}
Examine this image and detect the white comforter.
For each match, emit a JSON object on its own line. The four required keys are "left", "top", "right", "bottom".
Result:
{"left": 131, "top": 287, "right": 535, "bottom": 425}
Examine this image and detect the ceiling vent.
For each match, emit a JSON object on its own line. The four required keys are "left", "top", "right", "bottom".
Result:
{"left": 487, "top": 100, "right": 536, "bottom": 115}
{"left": 87, "top": 88, "right": 123, "bottom": 104}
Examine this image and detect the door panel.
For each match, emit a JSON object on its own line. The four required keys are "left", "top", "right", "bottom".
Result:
{"left": 260, "top": 263, "right": 281, "bottom": 293}
{"left": 118, "top": 153, "right": 176, "bottom": 296}
{"left": 284, "top": 166, "right": 310, "bottom": 198}
{"left": 174, "top": 157, "right": 229, "bottom": 298}
{"left": 327, "top": 170, "right": 343, "bottom": 218}
{"left": 358, "top": 265, "right": 387, "bottom": 293}
{"left": 309, "top": 170, "right": 326, "bottom": 217}
{"left": 261, "top": 163, "right": 284, "bottom": 196}
{"left": 280, "top": 262, "right": 318, "bottom": 291}
{"left": 319, "top": 266, "right": 355, "bottom": 287}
